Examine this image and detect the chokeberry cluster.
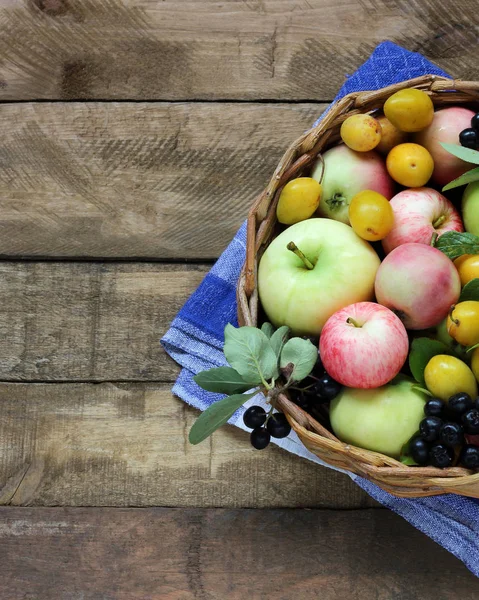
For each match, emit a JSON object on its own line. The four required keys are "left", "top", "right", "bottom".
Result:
{"left": 242, "top": 352, "right": 342, "bottom": 450}
{"left": 243, "top": 406, "right": 292, "bottom": 450}
{"left": 459, "top": 112, "right": 479, "bottom": 149}
{"left": 287, "top": 354, "right": 342, "bottom": 422}
{"left": 408, "top": 392, "right": 479, "bottom": 469}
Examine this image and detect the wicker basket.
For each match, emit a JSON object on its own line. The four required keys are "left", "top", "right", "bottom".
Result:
{"left": 237, "top": 74, "right": 479, "bottom": 498}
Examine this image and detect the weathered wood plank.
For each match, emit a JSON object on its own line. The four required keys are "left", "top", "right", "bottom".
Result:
{"left": 0, "top": 507, "right": 476, "bottom": 599}
{"left": 0, "top": 262, "right": 208, "bottom": 381}
{"left": 0, "top": 382, "right": 376, "bottom": 508}
{"left": 0, "top": 0, "right": 477, "bottom": 101}
{"left": 0, "top": 102, "right": 321, "bottom": 258}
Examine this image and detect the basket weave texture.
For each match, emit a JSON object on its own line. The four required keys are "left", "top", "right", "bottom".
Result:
{"left": 237, "top": 75, "right": 479, "bottom": 498}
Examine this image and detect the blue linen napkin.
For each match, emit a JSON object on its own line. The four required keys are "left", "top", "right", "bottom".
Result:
{"left": 161, "top": 41, "right": 479, "bottom": 577}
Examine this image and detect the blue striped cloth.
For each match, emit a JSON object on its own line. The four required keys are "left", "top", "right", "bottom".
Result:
{"left": 161, "top": 41, "right": 479, "bottom": 577}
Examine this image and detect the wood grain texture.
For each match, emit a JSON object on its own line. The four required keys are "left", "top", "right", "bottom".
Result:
{"left": 0, "top": 262, "right": 208, "bottom": 381}
{"left": 0, "top": 102, "right": 321, "bottom": 258}
{"left": 0, "top": 382, "right": 376, "bottom": 508}
{"left": 0, "top": 507, "right": 477, "bottom": 599}
{"left": 1, "top": 0, "right": 478, "bottom": 101}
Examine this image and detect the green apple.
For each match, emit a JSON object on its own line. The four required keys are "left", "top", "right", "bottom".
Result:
{"left": 330, "top": 378, "right": 427, "bottom": 458}
{"left": 462, "top": 181, "right": 479, "bottom": 236}
{"left": 257, "top": 218, "right": 380, "bottom": 336}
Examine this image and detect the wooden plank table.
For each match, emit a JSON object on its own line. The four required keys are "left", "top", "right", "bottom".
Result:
{"left": 0, "top": 0, "right": 478, "bottom": 596}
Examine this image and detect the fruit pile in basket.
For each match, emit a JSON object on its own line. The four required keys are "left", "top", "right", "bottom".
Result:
{"left": 189, "top": 85, "right": 479, "bottom": 476}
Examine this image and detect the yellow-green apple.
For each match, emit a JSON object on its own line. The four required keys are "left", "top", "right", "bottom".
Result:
{"left": 382, "top": 187, "right": 464, "bottom": 254}
{"left": 330, "top": 378, "right": 427, "bottom": 458}
{"left": 414, "top": 107, "right": 476, "bottom": 187}
{"left": 311, "top": 144, "right": 394, "bottom": 224}
{"left": 319, "top": 302, "right": 409, "bottom": 389}
{"left": 258, "top": 219, "right": 381, "bottom": 336}
{"left": 462, "top": 181, "right": 479, "bottom": 236}
{"left": 375, "top": 242, "right": 461, "bottom": 330}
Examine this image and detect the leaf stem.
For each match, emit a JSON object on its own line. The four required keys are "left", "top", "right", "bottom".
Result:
{"left": 261, "top": 375, "right": 273, "bottom": 391}
{"left": 430, "top": 232, "right": 438, "bottom": 246}
{"left": 287, "top": 242, "right": 314, "bottom": 270}
{"left": 264, "top": 404, "right": 276, "bottom": 424}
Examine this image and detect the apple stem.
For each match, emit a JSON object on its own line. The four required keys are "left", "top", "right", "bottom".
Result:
{"left": 433, "top": 215, "right": 447, "bottom": 229}
{"left": 346, "top": 317, "right": 361, "bottom": 328}
{"left": 430, "top": 232, "right": 439, "bottom": 246}
{"left": 287, "top": 242, "right": 314, "bottom": 269}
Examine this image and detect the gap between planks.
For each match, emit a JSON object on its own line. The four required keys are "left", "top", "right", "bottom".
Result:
{"left": 0, "top": 98, "right": 335, "bottom": 104}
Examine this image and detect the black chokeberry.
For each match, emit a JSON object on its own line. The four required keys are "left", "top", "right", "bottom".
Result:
{"left": 474, "top": 397, "right": 479, "bottom": 412}
{"left": 314, "top": 373, "right": 342, "bottom": 401}
{"left": 243, "top": 405, "right": 267, "bottom": 429}
{"left": 440, "top": 422, "right": 464, "bottom": 447}
{"left": 447, "top": 392, "right": 473, "bottom": 420}
{"left": 409, "top": 437, "right": 429, "bottom": 465}
{"left": 291, "top": 390, "right": 310, "bottom": 411}
{"left": 459, "top": 128, "right": 478, "bottom": 149}
{"left": 250, "top": 427, "right": 270, "bottom": 450}
{"left": 419, "top": 416, "right": 443, "bottom": 442}
{"left": 471, "top": 113, "right": 479, "bottom": 131}
{"left": 429, "top": 444, "right": 454, "bottom": 468}
{"left": 266, "top": 413, "right": 291, "bottom": 439}
{"left": 462, "top": 409, "right": 479, "bottom": 434}
{"left": 424, "top": 397, "right": 445, "bottom": 418}
{"left": 460, "top": 445, "right": 479, "bottom": 469}
{"left": 312, "top": 355, "right": 325, "bottom": 376}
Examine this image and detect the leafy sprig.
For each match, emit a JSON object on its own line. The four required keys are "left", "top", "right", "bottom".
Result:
{"left": 459, "top": 278, "right": 479, "bottom": 302}
{"left": 440, "top": 143, "right": 479, "bottom": 191}
{"left": 409, "top": 327, "right": 479, "bottom": 388}
{"left": 189, "top": 323, "right": 318, "bottom": 445}
{"left": 409, "top": 338, "right": 456, "bottom": 387}
{"left": 434, "top": 231, "right": 479, "bottom": 260}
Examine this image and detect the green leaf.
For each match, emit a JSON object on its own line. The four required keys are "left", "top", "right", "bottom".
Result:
{"left": 400, "top": 455, "right": 419, "bottom": 466}
{"left": 409, "top": 337, "right": 456, "bottom": 386}
{"left": 193, "top": 367, "right": 256, "bottom": 395}
{"left": 459, "top": 278, "right": 479, "bottom": 302}
{"left": 223, "top": 324, "right": 278, "bottom": 384}
{"left": 434, "top": 231, "right": 479, "bottom": 260}
{"left": 270, "top": 325, "right": 290, "bottom": 359}
{"left": 440, "top": 142, "right": 479, "bottom": 165}
{"left": 411, "top": 384, "right": 434, "bottom": 397}
{"left": 189, "top": 392, "right": 256, "bottom": 445}
{"left": 280, "top": 337, "right": 318, "bottom": 382}
{"left": 261, "top": 322, "right": 275, "bottom": 338}
{"left": 442, "top": 166, "right": 479, "bottom": 191}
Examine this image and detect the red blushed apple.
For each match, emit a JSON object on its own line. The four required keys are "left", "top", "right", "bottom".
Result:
{"left": 414, "top": 107, "right": 476, "bottom": 187}
{"left": 382, "top": 187, "right": 464, "bottom": 254}
{"left": 375, "top": 243, "right": 461, "bottom": 330}
{"left": 311, "top": 144, "right": 394, "bottom": 224}
{"left": 319, "top": 302, "right": 409, "bottom": 389}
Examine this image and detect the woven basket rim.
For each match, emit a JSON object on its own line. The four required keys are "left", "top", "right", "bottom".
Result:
{"left": 236, "top": 74, "right": 479, "bottom": 498}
